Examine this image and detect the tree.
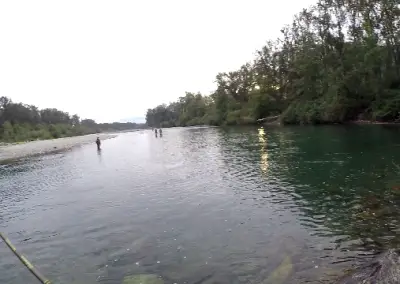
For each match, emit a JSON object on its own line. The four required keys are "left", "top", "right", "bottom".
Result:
{"left": 71, "top": 114, "right": 80, "bottom": 126}
{"left": 147, "top": 0, "right": 400, "bottom": 126}
{"left": 0, "top": 96, "right": 145, "bottom": 142}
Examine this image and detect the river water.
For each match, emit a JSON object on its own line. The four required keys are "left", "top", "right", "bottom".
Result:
{"left": 1, "top": 126, "right": 400, "bottom": 284}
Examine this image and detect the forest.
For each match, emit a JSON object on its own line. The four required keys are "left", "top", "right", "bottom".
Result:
{"left": 0, "top": 96, "right": 145, "bottom": 142}
{"left": 146, "top": 0, "right": 400, "bottom": 127}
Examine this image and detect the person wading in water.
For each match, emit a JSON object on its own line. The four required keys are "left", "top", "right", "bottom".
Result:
{"left": 96, "top": 137, "right": 101, "bottom": 150}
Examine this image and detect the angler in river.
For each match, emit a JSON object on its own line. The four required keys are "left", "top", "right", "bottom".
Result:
{"left": 96, "top": 137, "right": 101, "bottom": 150}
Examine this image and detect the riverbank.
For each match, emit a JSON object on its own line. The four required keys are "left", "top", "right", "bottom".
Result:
{"left": 348, "top": 120, "right": 400, "bottom": 125}
{"left": 257, "top": 119, "right": 400, "bottom": 126}
{"left": 0, "top": 133, "right": 117, "bottom": 163}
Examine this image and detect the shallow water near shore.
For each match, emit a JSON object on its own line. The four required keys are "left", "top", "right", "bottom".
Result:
{"left": 1, "top": 126, "right": 400, "bottom": 284}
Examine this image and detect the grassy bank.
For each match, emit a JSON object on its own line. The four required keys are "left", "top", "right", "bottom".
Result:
{"left": 0, "top": 96, "right": 145, "bottom": 143}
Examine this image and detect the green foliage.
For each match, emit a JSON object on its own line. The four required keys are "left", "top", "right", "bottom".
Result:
{"left": 0, "top": 122, "right": 96, "bottom": 143}
{"left": 146, "top": 0, "right": 400, "bottom": 127}
{"left": 146, "top": 92, "right": 219, "bottom": 127}
{"left": 0, "top": 96, "right": 146, "bottom": 142}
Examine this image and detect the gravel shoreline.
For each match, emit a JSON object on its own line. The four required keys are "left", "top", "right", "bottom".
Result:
{"left": 0, "top": 133, "right": 117, "bottom": 162}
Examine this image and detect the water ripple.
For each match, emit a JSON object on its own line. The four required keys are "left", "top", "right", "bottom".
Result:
{"left": 2, "top": 127, "right": 400, "bottom": 283}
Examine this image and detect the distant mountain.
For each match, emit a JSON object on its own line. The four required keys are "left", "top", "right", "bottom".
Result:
{"left": 119, "top": 117, "right": 146, "bottom": 124}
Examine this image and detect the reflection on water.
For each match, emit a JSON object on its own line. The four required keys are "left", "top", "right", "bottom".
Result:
{"left": 258, "top": 127, "right": 269, "bottom": 175}
{"left": 97, "top": 148, "right": 102, "bottom": 163}
{"left": 1, "top": 126, "right": 400, "bottom": 283}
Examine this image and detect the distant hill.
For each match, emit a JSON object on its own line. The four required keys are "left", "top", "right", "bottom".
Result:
{"left": 119, "top": 117, "right": 146, "bottom": 124}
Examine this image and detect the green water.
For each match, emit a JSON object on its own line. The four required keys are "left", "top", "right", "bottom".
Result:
{"left": 1, "top": 126, "right": 400, "bottom": 283}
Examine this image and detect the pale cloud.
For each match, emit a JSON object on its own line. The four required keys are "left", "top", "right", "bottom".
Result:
{"left": 0, "top": 0, "right": 316, "bottom": 123}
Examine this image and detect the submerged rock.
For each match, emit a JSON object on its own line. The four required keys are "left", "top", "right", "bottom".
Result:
{"left": 122, "top": 274, "right": 164, "bottom": 284}
{"left": 338, "top": 249, "right": 400, "bottom": 284}
{"left": 262, "top": 255, "right": 293, "bottom": 284}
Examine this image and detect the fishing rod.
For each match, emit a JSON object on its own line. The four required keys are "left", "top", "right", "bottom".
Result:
{"left": 0, "top": 232, "right": 51, "bottom": 284}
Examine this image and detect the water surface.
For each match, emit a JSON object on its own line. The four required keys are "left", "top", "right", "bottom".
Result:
{"left": 1, "top": 126, "right": 400, "bottom": 284}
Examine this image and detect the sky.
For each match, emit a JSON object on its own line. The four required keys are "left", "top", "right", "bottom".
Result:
{"left": 0, "top": 0, "right": 316, "bottom": 123}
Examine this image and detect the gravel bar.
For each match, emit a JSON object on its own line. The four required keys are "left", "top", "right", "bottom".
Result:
{"left": 0, "top": 133, "right": 117, "bottom": 162}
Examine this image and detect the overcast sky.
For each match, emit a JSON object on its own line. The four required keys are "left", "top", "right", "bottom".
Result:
{"left": 0, "top": 0, "right": 316, "bottom": 123}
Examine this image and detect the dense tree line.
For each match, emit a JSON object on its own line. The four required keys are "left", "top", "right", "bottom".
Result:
{"left": 147, "top": 0, "right": 400, "bottom": 127}
{"left": 146, "top": 92, "right": 217, "bottom": 127}
{"left": 0, "top": 96, "right": 144, "bottom": 142}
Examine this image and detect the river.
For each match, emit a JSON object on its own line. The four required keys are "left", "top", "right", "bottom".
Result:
{"left": 1, "top": 126, "right": 400, "bottom": 284}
